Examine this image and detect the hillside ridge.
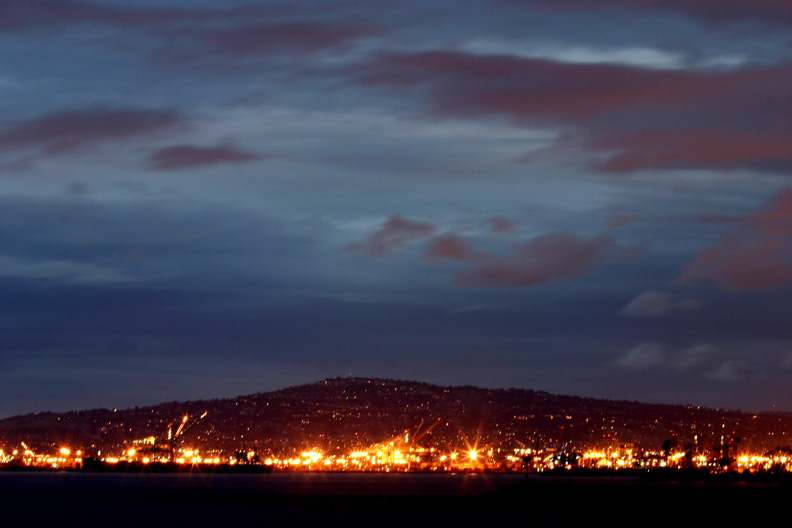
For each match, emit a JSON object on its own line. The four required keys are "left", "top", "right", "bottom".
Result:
{"left": 1, "top": 377, "right": 790, "bottom": 455}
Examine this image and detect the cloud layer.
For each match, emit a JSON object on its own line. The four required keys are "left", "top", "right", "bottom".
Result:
{"left": 149, "top": 145, "right": 265, "bottom": 170}
{"left": 354, "top": 52, "right": 792, "bottom": 174}
{"left": 0, "top": 107, "right": 181, "bottom": 154}
{"left": 1, "top": 0, "right": 791, "bottom": 415}
{"left": 454, "top": 233, "right": 614, "bottom": 288}
{"left": 679, "top": 189, "right": 792, "bottom": 290}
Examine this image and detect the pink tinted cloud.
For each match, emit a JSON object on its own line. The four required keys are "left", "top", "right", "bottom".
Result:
{"left": 149, "top": 145, "right": 266, "bottom": 170}
{"left": 487, "top": 216, "right": 514, "bottom": 233}
{"left": 595, "top": 128, "right": 792, "bottom": 173}
{"left": 746, "top": 188, "right": 792, "bottom": 237}
{"left": 608, "top": 214, "right": 640, "bottom": 229}
{"left": 0, "top": 107, "right": 181, "bottom": 154}
{"left": 677, "top": 236, "right": 792, "bottom": 290}
{"left": 355, "top": 52, "right": 791, "bottom": 173}
{"left": 454, "top": 232, "right": 614, "bottom": 288}
{"left": 344, "top": 216, "right": 435, "bottom": 256}
{"left": 678, "top": 189, "right": 792, "bottom": 290}
{"left": 356, "top": 51, "right": 750, "bottom": 121}
{"left": 423, "top": 233, "right": 478, "bottom": 262}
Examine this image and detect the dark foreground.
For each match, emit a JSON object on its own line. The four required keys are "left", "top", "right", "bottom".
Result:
{"left": 0, "top": 472, "right": 787, "bottom": 527}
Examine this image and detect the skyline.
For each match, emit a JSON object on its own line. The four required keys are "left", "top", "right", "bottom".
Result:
{"left": 2, "top": 0, "right": 792, "bottom": 417}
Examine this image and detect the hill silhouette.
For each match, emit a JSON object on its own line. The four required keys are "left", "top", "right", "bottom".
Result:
{"left": 1, "top": 377, "right": 790, "bottom": 456}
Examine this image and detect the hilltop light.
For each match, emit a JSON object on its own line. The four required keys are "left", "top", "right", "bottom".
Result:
{"left": 59, "top": 448, "right": 71, "bottom": 456}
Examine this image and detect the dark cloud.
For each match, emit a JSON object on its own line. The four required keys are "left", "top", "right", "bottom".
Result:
{"left": 148, "top": 145, "right": 266, "bottom": 170}
{"left": 677, "top": 235, "right": 792, "bottom": 290}
{"left": 678, "top": 189, "right": 792, "bottom": 290}
{"left": 199, "top": 22, "right": 380, "bottom": 58}
{"left": 747, "top": 188, "right": 792, "bottom": 237}
{"left": 353, "top": 51, "right": 792, "bottom": 173}
{"left": 454, "top": 232, "right": 614, "bottom": 288}
{"left": 0, "top": 0, "right": 208, "bottom": 32}
{"left": 344, "top": 216, "right": 435, "bottom": 256}
{"left": 3, "top": 0, "right": 792, "bottom": 415}
{"left": 0, "top": 107, "right": 182, "bottom": 154}
{"left": 0, "top": 0, "right": 363, "bottom": 36}
{"left": 355, "top": 51, "right": 740, "bottom": 120}
{"left": 494, "top": 0, "right": 792, "bottom": 25}
{"left": 594, "top": 127, "right": 792, "bottom": 173}
{"left": 0, "top": 1, "right": 379, "bottom": 74}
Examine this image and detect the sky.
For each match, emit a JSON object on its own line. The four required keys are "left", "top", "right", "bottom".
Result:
{"left": 1, "top": 0, "right": 792, "bottom": 417}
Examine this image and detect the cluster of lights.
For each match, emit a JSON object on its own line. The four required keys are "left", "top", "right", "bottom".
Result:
{"left": 736, "top": 455, "right": 789, "bottom": 471}
{"left": 2, "top": 446, "right": 84, "bottom": 469}
{"left": 248, "top": 447, "right": 485, "bottom": 472}
{"left": 3, "top": 442, "right": 792, "bottom": 474}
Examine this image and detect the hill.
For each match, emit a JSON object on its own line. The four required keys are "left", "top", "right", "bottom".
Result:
{"left": 1, "top": 377, "right": 790, "bottom": 456}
